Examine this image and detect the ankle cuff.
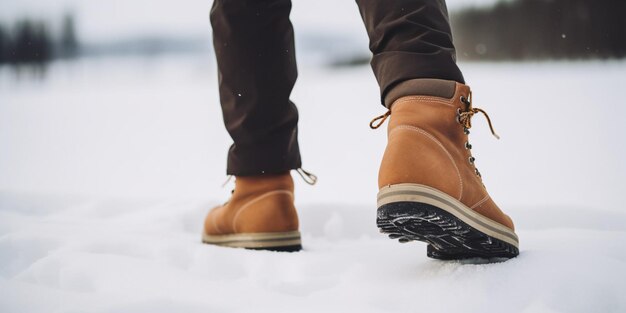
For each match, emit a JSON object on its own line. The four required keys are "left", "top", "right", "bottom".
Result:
{"left": 384, "top": 78, "right": 457, "bottom": 108}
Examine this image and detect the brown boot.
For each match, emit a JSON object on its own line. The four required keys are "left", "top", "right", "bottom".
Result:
{"left": 372, "top": 83, "right": 519, "bottom": 259}
{"left": 202, "top": 173, "right": 302, "bottom": 251}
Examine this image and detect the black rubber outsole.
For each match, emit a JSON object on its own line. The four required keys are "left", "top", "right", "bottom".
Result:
{"left": 247, "top": 244, "right": 302, "bottom": 252}
{"left": 202, "top": 242, "right": 303, "bottom": 252}
{"left": 377, "top": 201, "right": 519, "bottom": 260}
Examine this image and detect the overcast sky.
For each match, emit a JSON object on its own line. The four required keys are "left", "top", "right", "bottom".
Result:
{"left": 0, "top": 0, "right": 501, "bottom": 42}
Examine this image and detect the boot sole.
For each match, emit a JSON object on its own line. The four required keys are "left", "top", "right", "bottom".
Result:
{"left": 377, "top": 184, "right": 519, "bottom": 260}
{"left": 201, "top": 231, "right": 302, "bottom": 252}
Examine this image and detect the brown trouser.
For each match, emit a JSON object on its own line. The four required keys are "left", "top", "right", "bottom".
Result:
{"left": 210, "top": 0, "right": 464, "bottom": 176}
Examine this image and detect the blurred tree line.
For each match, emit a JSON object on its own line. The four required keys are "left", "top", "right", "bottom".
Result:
{"left": 452, "top": 0, "right": 626, "bottom": 60}
{"left": 0, "top": 14, "right": 78, "bottom": 65}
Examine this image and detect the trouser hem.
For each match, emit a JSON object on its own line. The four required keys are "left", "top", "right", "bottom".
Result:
{"left": 371, "top": 51, "right": 465, "bottom": 106}
{"left": 226, "top": 135, "right": 302, "bottom": 176}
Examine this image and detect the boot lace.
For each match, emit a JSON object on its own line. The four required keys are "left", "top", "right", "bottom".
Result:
{"left": 458, "top": 92, "right": 499, "bottom": 178}
{"left": 458, "top": 92, "right": 500, "bottom": 140}
{"left": 296, "top": 168, "right": 318, "bottom": 185}
{"left": 369, "top": 110, "right": 391, "bottom": 129}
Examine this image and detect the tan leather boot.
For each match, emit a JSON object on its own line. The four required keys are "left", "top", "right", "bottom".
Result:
{"left": 202, "top": 173, "right": 302, "bottom": 251}
{"left": 373, "top": 83, "right": 519, "bottom": 259}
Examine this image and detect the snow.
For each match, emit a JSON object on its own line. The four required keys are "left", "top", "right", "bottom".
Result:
{"left": 1, "top": 58, "right": 626, "bottom": 312}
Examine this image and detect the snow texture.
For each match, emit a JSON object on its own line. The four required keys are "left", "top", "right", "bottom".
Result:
{"left": 1, "top": 58, "right": 626, "bottom": 312}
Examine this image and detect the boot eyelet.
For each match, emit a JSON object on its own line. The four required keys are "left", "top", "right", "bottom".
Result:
{"left": 468, "top": 156, "right": 475, "bottom": 164}
{"left": 460, "top": 96, "right": 466, "bottom": 103}
{"left": 465, "top": 142, "right": 472, "bottom": 149}
{"left": 463, "top": 128, "right": 470, "bottom": 135}
{"left": 475, "top": 168, "right": 482, "bottom": 177}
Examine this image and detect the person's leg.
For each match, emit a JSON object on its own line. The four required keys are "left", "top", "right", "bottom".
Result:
{"left": 358, "top": 0, "right": 519, "bottom": 259}
{"left": 203, "top": 0, "right": 302, "bottom": 251}
{"left": 211, "top": 0, "right": 301, "bottom": 176}
{"left": 356, "top": 0, "right": 464, "bottom": 106}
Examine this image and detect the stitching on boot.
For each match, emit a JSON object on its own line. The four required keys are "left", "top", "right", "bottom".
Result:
{"left": 390, "top": 125, "right": 464, "bottom": 200}
{"left": 232, "top": 190, "right": 295, "bottom": 233}
{"left": 392, "top": 96, "right": 455, "bottom": 108}
{"left": 470, "top": 194, "right": 491, "bottom": 210}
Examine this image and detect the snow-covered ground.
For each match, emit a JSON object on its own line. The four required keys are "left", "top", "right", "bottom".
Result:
{"left": 1, "top": 58, "right": 626, "bottom": 312}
